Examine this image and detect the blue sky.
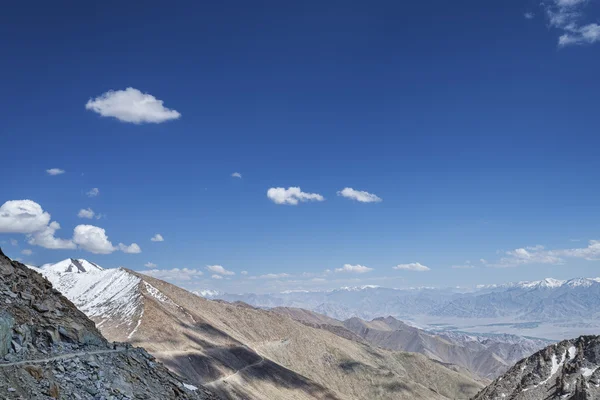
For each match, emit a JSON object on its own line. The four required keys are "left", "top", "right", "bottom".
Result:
{"left": 1, "top": 0, "right": 600, "bottom": 293}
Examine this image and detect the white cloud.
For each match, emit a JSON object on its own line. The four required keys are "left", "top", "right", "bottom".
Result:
{"left": 451, "top": 264, "right": 474, "bottom": 269}
{"left": 490, "top": 240, "right": 600, "bottom": 267}
{"left": 46, "top": 168, "right": 65, "bottom": 176}
{"left": 118, "top": 243, "right": 142, "bottom": 254}
{"left": 28, "top": 221, "right": 76, "bottom": 250}
{"left": 10, "top": 239, "right": 18, "bottom": 246}
{"left": 0, "top": 200, "right": 52, "bottom": 234}
{"left": 206, "top": 265, "right": 235, "bottom": 276}
{"left": 267, "top": 187, "right": 325, "bottom": 205}
{"left": 150, "top": 233, "right": 164, "bottom": 242}
{"left": 259, "top": 273, "right": 292, "bottom": 279}
{"left": 86, "top": 87, "right": 181, "bottom": 124}
{"left": 77, "top": 208, "right": 96, "bottom": 219}
{"left": 555, "top": 240, "right": 600, "bottom": 260}
{"left": 0, "top": 200, "right": 75, "bottom": 250}
{"left": 334, "top": 264, "right": 373, "bottom": 274}
{"left": 231, "top": 172, "right": 242, "bottom": 179}
{"left": 393, "top": 262, "right": 431, "bottom": 272}
{"left": 144, "top": 262, "right": 157, "bottom": 268}
{"left": 211, "top": 274, "right": 223, "bottom": 280}
{"left": 72, "top": 225, "right": 115, "bottom": 254}
{"left": 142, "top": 268, "right": 204, "bottom": 281}
{"left": 86, "top": 188, "right": 100, "bottom": 197}
{"left": 241, "top": 270, "right": 248, "bottom": 275}
{"left": 542, "top": 0, "right": 600, "bottom": 46}
{"left": 0, "top": 200, "right": 140, "bottom": 254}
{"left": 524, "top": 12, "right": 535, "bottom": 19}
{"left": 21, "top": 249, "right": 33, "bottom": 256}
{"left": 72, "top": 224, "right": 141, "bottom": 254}
{"left": 337, "top": 188, "right": 382, "bottom": 203}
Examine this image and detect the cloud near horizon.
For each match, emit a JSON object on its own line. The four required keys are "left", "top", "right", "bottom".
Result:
{"left": 334, "top": 264, "right": 373, "bottom": 274}
{"left": 393, "top": 262, "right": 431, "bottom": 272}
{"left": 86, "top": 87, "right": 181, "bottom": 124}
{"left": 206, "top": 265, "right": 235, "bottom": 276}
{"left": 493, "top": 240, "right": 600, "bottom": 267}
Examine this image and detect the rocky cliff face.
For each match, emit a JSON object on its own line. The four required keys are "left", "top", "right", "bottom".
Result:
{"left": 474, "top": 335, "right": 600, "bottom": 400}
{"left": 0, "top": 248, "right": 218, "bottom": 399}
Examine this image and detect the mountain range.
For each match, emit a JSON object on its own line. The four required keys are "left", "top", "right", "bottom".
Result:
{"left": 31, "top": 258, "right": 484, "bottom": 399}
{"left": 272, "top": 307, "right": 551, "bottom": 380}
{"left": 200, "top": 278, "right": 600, "bottom": 340}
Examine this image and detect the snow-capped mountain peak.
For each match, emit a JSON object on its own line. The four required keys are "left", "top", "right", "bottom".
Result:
{"left": 39, "top": 258, "right": 104, "bottom": 274}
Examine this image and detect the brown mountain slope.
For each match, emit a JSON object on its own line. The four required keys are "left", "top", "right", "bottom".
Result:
{"left": 35, "top": 260, "right": 484, "bottom": 399}
{"left": 271, "top": 307, "right": 545, "bottom": 382}
{"left": 0, "top": 249, "right": 216, "bottom": 400}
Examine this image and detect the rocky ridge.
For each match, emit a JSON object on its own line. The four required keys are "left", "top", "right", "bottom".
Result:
{"left": 0, "top": 248, "right": 217, "bottom": 400}
{"left": 473, "top": 335, "right": 600, "bottom": 399}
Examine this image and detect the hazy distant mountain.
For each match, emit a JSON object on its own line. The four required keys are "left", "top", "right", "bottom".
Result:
{"left": 202, "top": 278, "right": 600, "bottom": 325}
{"left": 474, "top": 336, "right": 600, "bottom": 399}
{"left": 35, "top": 259, "right": 484, "bottom": 400}
{"left": 272, "top": 308, "right": 551, "bottom": 380}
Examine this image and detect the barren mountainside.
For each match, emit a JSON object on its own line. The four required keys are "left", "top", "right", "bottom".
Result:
{"left": 474, "top": 335, "right": 600, "bottom": 399}
{"left": 272, "top": 307, "right": 550, "bottom": 381}
{"left": 35, "top": 258, "right": 485, "bottom": 400}
{"left": 0, "top": 249, "right": 216, "bottom": 400}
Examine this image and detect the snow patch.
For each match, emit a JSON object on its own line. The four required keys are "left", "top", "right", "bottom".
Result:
{"left": 183, "top": 384, "right": 197, "bottom": 391}
{"left": 568, "top": 346, "right": 577, "bottom": 360}
{"left": 582, "top": 367, "right": 598, "bottom": 377}
{"left": 143, "top": 282, "right": 170, "bottom": 302}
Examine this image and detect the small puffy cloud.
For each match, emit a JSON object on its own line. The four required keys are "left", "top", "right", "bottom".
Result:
{"left": 524, "top": 12, "right": 535, "bottom": 19}
{"left": 150, "top": 234, "right": 164, "bottom": 242}
{"left": 85, "top": 87, "right": 181, "bottom": 124}
{"left": 267, "top": 187, "right": 325, "bottom": 205}
{"left": 206, "top": 265, "right": 235, "bottom": 276}
{"left": 144, "top": 262, "right": 157, "bottom": 268}
{"left": 86, "top": 188, "right": 100, "bottom": 197}
{"left": 241, "top": 270, "right": 248, "bottom": 275}
{"left": 78, "top": 208, "right": 96, "bottom": 219}
{"left": 143, "top": 268, "right": 203, "bottom": 281}
{"left": 118, "top": 243, "right": 142, "bottom": 254}
{"left": 337, "top": 188, "right": 382, "bottom": 203}
{"left": 46, "top": 168, "right": 65, "bottom": 176}
{"left": 72, "top": 224, "right": 140, "bottom": 254}
{"left": 0, "top": 200, "right": 52, "bottom": 234}
{"left": 10, "top": 239, "right": 18, "bottom": 246}
{"left": 393, "top": 262, "right": 431, "bottom": 272}
{"left": 21, "top": 249, "right": 33, "bottom": 256}
{"left": 73, "top": 225, "right": 115, "bottom": 254}
{"left": 231, "top": 172, "right": 242, "bottom": 179}
{"left": 334, "top": 264, "right": 373, "bottom": 274}
{"left": 211, "top": 274, "right": 223, "bottom": 280}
